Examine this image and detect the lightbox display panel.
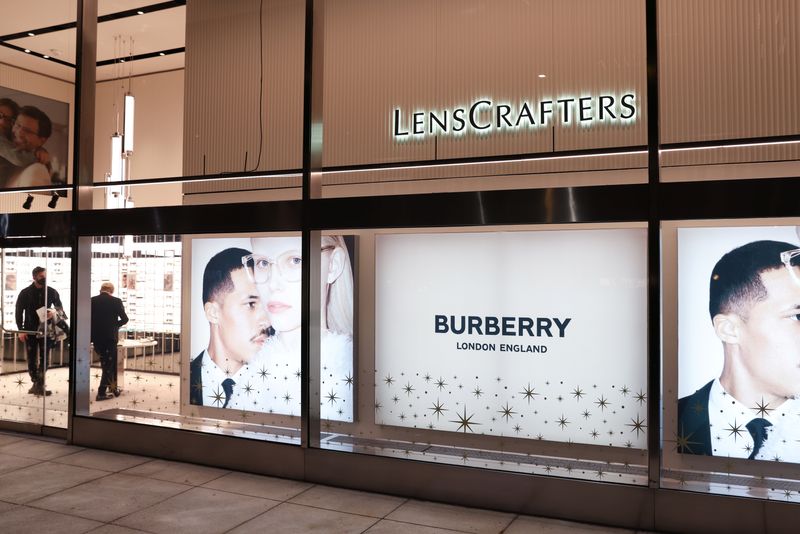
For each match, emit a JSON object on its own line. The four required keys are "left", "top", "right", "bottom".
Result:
{"left": 375, "top": 228, "right": 647, "bottom": 448}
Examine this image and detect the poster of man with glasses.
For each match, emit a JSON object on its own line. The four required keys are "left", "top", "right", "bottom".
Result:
{"left": 678, "top": 226, "right": 800, "bottom": 462}
{"left": 0, "top": 87, "right": 68, "bottom": 189}
{"left": 187, "top": 236, "right": 354, "bottom": 422}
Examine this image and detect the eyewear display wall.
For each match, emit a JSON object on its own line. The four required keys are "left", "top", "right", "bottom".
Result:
{"left": 0, "top": 1, "right": 796, "bottom": 532}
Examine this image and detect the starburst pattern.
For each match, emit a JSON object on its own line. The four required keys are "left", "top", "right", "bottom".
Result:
{"left": 429, "top": 399, "right": 447, "bottom": 419}
{"left": 519, "top": 383, "right": 539, "bottom": 403}
{"left": 449, "top": 406, "right": 481, "bottom": 433}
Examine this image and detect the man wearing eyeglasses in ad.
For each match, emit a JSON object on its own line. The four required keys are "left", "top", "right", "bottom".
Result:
{"left": 190, "top": 247, "right": 271, "bottom": 410}
{"left": 678, "top": 240, "right": 800, "bottom": 461}
{"left": 0, "top": 105, "right": 53, "bottom": 188}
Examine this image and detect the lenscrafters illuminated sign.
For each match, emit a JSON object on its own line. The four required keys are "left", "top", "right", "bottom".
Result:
{"left": 392, "top": 93, "right": 636, "bottom": 139}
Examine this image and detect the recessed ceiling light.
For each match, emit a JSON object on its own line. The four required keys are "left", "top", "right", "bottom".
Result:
{"left": 27, "top": 32, "right": 34, "bottom": 37}
{"left": 538, "top": 74, "right": 547, "bottom": 78}
{"left": 43, "top": 55, "right": 49, "bottom": 59}
{"left": 137, "top": 10, "right": 144, "bottom": 15}
{"left": 159, "top": 52, "right": 165, "bottom": 56}
{"left": 24, "top": 49, "right": 30, "bottom": 53}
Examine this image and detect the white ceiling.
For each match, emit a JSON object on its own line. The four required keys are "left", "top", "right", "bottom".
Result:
{"left": 0, "top": 1, "right": 185, "bottom": 82}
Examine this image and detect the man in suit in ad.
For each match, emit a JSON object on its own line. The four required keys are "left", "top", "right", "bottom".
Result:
{"left": 190, "top": 247, "right": 270, "bottom": 409}
{"left": 678, "top": 240, "right": 800, "bottom": 460}
{"left": 91, "top": 282, "right": 129, "bottom": 401}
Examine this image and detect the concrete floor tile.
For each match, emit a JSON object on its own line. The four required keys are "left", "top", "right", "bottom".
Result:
{"left": 0, "top": 452, "right": 40, "bottom": 475}
{"left": 386, "top": 501, "right": 515, "bottom": 534}
{"left": 0, "top": 505, "right": 101, "bottom": 533}
{"left": 289, "top": 485, "right": 406, "bottom": 517}
{"left": 365, "top": 519, "right": 469, "bottom": 533}
{"left": 0, "top": 438, "right": 83, "bottom": 460}
{"left": 54, "top": 449, "right": 152, "bottom": 472}
{"left": 87, "top": 526, "right": 151, "bottom": 534}
{"left": 504, "top": 516, "right": 636, "bottom": 534}
{"left": 0, "top": 461, "right": 108, "bottom": 504}
{"left": 115, "top": 486, "right": 280, "bottom": 534}
{"left": 0, "top": 432, "right": 27, "bottom": 446}
{"left": 28, "top": 472, "right": 190, "bottom": 522}
{"left": 229, "top": 502, "right": 378, "bottom": 534}
{"left": 202, "top": 471, "right": 312, "bottom": 501}
{"left": 122, "top": 459, "right": 228, "bottom": 485}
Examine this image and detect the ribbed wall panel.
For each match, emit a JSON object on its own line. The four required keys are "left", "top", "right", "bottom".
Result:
{"left": 659, "top": 0, "right": 800, "bottom": 145}
{"left": 182, "top": 0, "right": 304, "bottom": 177}
{"left": 183, "top": 174, "right": 301, "bottom": 195}
{"left": 322, "top": 0, "right": 646, "bottom": 168}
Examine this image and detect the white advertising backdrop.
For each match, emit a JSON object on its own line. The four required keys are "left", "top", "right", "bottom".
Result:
{"left": 375, "top": 228, "right": 648, "bottom": 448}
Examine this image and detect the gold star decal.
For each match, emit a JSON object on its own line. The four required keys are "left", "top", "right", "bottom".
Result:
{"left": 325, "top": 390, "right": 340, "bottom": 405}
{"left": 571, "top": 387, "right": 584, "bottom": 400}
{"left": 498, "top": 402, "right": 516, "bottom": 422}
{"left": 403, "top": 383, "right": 414, "bottom": 396}
{"left": 435, "top": 377, "right": 447, "bottom": 390}
{"left": 557, "top": 415, "right": 569, "bottom": 430}
{"left": 751, "top": 397, "right": 773, "bottom": 418}
{"left": 620, "top": 385, "right": 630, "bottom": 396}
{"left": 258, "top": 367, "right": 269, "bottom": 380}
{"left": 191, "top": 381, "right": 203, "bottom": 393}
{"left": 626, "top": 414, "right": 646, "bottom": 437}
{"left": 449, "top": 406, "right": 481, "bottom": 433}
{"left": 725, "top": 419, "right": 745, "bottom": 441}
{"left": 472, "top": 387, "right": 483, "bottom": 398}
{"left": 519, "top": 383, "right": 539, "bottom": 404}
{"left": 209, "top": 386, "right": 225, "bottom": 407}
{"left": 14, "top": 378, "right": 25, "bottom": 388}
{"left": 384, "top": 375, "right": 394, "bottom": 386}
{"left": 345, "top": 374, "right": 354, "bottom": 387}
{"left": 675, "top": 425, "right": 700, "bottom": 454}
{"left": 429, "top": 399, "right": 447, "bottom": 419}
{"left": 243, "top": 383, "right": 254, "bottom": 395}
{"left": 594, "top": 396, "right": 610, "bottom": 411}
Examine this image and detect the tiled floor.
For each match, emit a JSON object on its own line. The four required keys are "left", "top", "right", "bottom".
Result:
{"left": 0, "top": 430, "right": 657, "bottom": 534}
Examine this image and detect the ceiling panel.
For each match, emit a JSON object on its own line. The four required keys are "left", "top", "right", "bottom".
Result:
{"left": 97, "top": 51, "right": 184, "bottom": 81}
{"left": 1, "top": 4, "right": 185, "bottom": 82}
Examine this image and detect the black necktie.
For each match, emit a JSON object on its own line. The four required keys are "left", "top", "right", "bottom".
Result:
{"left": 746, "top": 418, "right": 773, "bottom": 459}
{"left": 221, "top": 378, "right": 236, "bottom": 408}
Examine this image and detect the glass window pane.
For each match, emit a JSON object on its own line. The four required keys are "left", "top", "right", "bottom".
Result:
{"left": 319, "top": 225, "right": 649, "bottom": 484}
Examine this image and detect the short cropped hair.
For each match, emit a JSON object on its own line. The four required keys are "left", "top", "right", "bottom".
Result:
{"left": 32, "top": 266, "right": 45, "bottom": 278}
{"left": 202, "top": 247, "right": 251, "bottom": 304}
{"left": 18, "top": 105, "right": 52, "bottom": 138}
{"left": 709, "top": 240, "right": 798, "bottom": 320}
{"left": 0, "top": 98, "right": 19, "bottom": 116}
{"left": 100, "top": 282, "right": 115, "bottom": 294}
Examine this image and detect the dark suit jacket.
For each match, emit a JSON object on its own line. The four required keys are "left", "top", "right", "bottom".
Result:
{"left": 190, "top": 351, "right": 204, "bottom": 406}
{"left": 677, "top": 380, "right": 714, "bottom": 456}
{"left": 90, "top": 292, "right": 128, "bottom": 346}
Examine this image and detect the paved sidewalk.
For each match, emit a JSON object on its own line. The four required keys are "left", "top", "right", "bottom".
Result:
{"left": 0, "top": 430, "right": 654, "bottom": 533}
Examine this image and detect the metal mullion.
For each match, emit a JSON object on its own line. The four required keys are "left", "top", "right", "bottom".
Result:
{"left": 646, "top": 0, "right": 661, "bottom": 490}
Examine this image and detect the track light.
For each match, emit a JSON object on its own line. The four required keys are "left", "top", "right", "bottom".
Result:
{"left": 22, "top": 194, "right": 33, "bottom": 210}
{"left": 48, "top": 193, "right": 59, "bottom": 209}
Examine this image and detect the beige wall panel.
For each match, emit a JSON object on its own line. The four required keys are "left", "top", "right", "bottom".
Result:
{"left": 323, "top": 0, "right": 645, "bottom": 168}
{"left": 550, "top": 0, "right": 646, "bottom": 152}
{"left": 95, "top": 70, "right": 185, "bottom": 184}
{"left": 323, "top": 0, "right": 437, "bottom": 167}
{"left": 659, "top": 0, "right": 800, "bottom": 144}
{"left": 183, "top": 0, "right": 304, "bottom": 176}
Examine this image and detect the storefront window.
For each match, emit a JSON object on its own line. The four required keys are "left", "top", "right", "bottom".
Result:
{"left": 319, "top": 224, "right": 649, "bottom": 484}
{"left": 662, "top": 220, "right": 800, "bottom": 501}
{"left": 80, "top": 233, "right": 302, "bottom": 444}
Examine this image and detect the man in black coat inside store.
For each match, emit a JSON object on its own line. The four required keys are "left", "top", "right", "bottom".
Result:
{"left": 15, "top": 266, "right": 65, "bottom": 396}
{"left": 91, "top": 282, "right": 129, "bottom": 401}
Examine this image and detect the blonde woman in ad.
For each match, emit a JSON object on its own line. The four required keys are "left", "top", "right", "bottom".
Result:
{"left": 245, "top": 235, "right": 354, "bottom": 421}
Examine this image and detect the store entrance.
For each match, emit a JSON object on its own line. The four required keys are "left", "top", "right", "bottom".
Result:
{"left": 0, "top": 245, "right": 71, "bottom": 434}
